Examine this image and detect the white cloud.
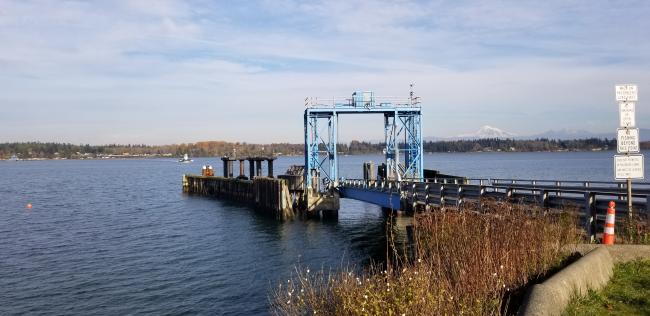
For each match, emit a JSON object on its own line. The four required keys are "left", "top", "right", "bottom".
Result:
{"left": 0, "top": 0, "right": 649, "bottom": 144}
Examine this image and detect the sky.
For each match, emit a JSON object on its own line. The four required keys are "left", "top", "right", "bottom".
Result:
{"left": 1, "top": 0, "right": 649, "bottom": 144}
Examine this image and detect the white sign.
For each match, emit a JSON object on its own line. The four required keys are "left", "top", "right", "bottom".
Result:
{"left": 614, "top": 154, "right": 644, "bottom": 180}
{"left": 619, "top": 102, "right": 636, "bottom": 127}
{"left": 617, "top": 128, "right": 640, "bottom": 153}
{"left": 616, "top": 84, "right": 638, "bottom": 102}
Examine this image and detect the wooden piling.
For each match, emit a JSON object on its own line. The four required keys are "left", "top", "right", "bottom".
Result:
{"left": 183, "top": 174, "right": 295, "bottom": 220}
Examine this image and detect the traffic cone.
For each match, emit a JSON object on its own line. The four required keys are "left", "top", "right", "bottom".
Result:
{"left": 603, "top": 201, "right": 616, "bottom": 245}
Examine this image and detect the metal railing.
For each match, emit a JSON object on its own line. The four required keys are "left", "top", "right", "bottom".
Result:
{"left": 338, "top": 177, "right": 649, "bottom": 242}
{"left": 305, "top": 96, "right": 418, "bottom": 108}
{"left": 339, "top": 179, "right": 400, "bottom": 192}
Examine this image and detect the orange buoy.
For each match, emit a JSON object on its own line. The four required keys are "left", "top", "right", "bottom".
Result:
{"left": 603, "top": 201, "right": 615, "bottom": 245}
{"left": 26, "top": 203, "right": 33, "bottom": 209}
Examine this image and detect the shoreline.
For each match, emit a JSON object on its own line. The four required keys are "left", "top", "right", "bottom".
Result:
{"left": 1, "top": 149, "right": 625, "bottom": 162}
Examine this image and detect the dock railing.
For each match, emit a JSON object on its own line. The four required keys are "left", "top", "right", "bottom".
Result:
{"left": 339, "top": 177, "right": 649, "bottom": 242}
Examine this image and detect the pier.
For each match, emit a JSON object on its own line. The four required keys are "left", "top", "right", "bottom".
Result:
{"left": 183, "top": 155, "right": 298, "bottom": 220}
{"left": 182, "top": 175, "right": 294, "bottom": 220}
{"left": 339, "top": 177, "right": 650, "bottom": 241}
{"left": 183, "top": 90, "right": 649, "bottom": 241}
{"left": 183, "top": 152, "right": 339, "bottom": 218}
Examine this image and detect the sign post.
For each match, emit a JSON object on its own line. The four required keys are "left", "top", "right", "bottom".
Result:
{"left": 615, "top": 84, "right": 641, "bottom": 219}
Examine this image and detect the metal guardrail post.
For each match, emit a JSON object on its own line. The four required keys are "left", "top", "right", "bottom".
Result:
{"left": 540, "top": 190, "right": 548, "bottom": 208}
{"left": 584, "top": 192, "right": 597, "bottom": 243}
{"left": 412, "top": 183, "right": 417, "bottom": 205}
{"left": 618, "top": 183, "right": 625, "bottom": 200}
{"left": 424, "top": 184, "right": 429, "bottom": 205}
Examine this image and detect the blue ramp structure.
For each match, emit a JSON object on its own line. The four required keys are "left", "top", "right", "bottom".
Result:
{"left": 304, "top": 89, "right": 424, "bottom": 192}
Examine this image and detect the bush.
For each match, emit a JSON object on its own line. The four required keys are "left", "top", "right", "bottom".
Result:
{"left": 271, "top": 201, "right": 580, "bottom": 315}
{"left": 616, "top": 214, "right": 650, "bottom": 245}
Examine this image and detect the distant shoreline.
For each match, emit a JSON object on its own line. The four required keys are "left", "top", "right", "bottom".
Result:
{"left": 2, "top": 149, "right": 625, "bottom": 162}
{"left": 1, "top": 139, "right": 630, "bottom": 160}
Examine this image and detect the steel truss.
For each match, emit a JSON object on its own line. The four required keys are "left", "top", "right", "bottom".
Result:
{"left": 304, "top": 91, "right": 423, "bottom": 191}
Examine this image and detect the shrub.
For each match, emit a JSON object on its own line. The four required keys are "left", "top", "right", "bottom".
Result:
{"left": 616, "top": 214, "right": 650, "bottom": 245}
{"left": 271, "top": 201, "right": 580, "bottom": 315}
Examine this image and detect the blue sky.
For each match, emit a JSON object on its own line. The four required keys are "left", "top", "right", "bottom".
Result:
{"left": 1, "top": 0, "right": 649, "bottom": 144}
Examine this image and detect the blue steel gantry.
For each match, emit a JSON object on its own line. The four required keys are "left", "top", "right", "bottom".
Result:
{"left": 304, "top": 91, "right": 423, "bottom": 191}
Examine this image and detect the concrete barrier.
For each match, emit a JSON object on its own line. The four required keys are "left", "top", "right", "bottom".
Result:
{"left": 518, "top": 246, "right": 613, "bottom": 316}
{"left": 571, "top": 244, "right": 650, "bottom": 263}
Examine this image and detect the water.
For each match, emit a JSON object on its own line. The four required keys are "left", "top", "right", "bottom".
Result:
{"left": 0, "top": 151, "right": 646, "bottom": 315}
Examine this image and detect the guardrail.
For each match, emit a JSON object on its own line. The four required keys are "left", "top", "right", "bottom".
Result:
{"left": 339, "top": 179, "right": 401, "bottom": 192}
{"left": 338, "top": 178, "right": 649, "bottom": 242}
{"left": 491, "top": 178, "right": 650, "bottom": 193}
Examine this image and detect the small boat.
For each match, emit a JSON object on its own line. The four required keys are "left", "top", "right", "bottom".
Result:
{"left": 10, "top": 154, "right": 19, "bottom": 161}
{"left": 179, "top": 153, "right": 193, "bottom": 163}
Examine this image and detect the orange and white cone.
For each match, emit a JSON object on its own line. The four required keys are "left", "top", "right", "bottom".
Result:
{"left": 603, "top": 201, "right": 616, "bottom": 245}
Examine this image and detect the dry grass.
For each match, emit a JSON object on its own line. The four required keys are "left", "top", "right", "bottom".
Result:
{"left": 616, "top": 214, "right": 650, "bottom": 245}
{"left": 271, "top": 201, "right": 580, "bottom": 315}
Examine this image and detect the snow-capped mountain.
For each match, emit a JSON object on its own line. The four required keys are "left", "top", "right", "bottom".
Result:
{"left": 457, "top": 125, "right": 516, "bottom": 139}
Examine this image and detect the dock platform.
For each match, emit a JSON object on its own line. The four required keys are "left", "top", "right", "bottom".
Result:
{"left": 183, "top": 174, "right": 295, "bottom": 220}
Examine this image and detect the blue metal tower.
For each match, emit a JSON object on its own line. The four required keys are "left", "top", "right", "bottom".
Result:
{"left": 304, "top": 91, "right": 423, "bottom": 191}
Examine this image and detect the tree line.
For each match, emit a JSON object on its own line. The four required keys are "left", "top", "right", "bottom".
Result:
{"left": 0, "top": 138, "right": 636, "bottom": 160}
{"left": 0, "top": 141, "right": 303, "bottom": 159}
{"left": 340, "top": 138, "right": 619, "bottom": 153}
{"left": 423, "top": 138, "right": 618, "bottom": 152}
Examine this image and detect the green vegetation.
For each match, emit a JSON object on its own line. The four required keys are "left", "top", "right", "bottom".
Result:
{"left": 564, "top": 259, "right": 650, "bottom": 316}
{"left": 344, "top": 138, "right": 618, "bottom": 153}
{"left": 272, "top": 202, "right": 580, "bottom": 315}
{"left": 424, "top": 138, "right": 617, "bottom": 152}
{"left": 0, "top": 141, "right": 303, "bottom": 159}
{"left": 0, "top": 138, "right": 627, "bottom": 159}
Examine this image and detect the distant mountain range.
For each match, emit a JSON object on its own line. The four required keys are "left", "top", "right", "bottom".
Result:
{"left": 425, "top": 125, "right": 650, "bottom": 141}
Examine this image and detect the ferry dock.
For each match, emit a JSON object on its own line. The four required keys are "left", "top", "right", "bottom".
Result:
{"left": 183, "top": 90, "right": 649, "bottom": 241}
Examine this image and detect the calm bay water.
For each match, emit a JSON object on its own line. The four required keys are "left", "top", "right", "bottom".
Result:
{"left": 1, "top": 151, "right": 647, "bottom": 315}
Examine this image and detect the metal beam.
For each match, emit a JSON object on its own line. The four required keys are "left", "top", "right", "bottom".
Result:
{"left": 304, "top": 91, "right": 423, "bottom": 192}
{"left": 339, "top": 187, "right": 401, "bottom": 210}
